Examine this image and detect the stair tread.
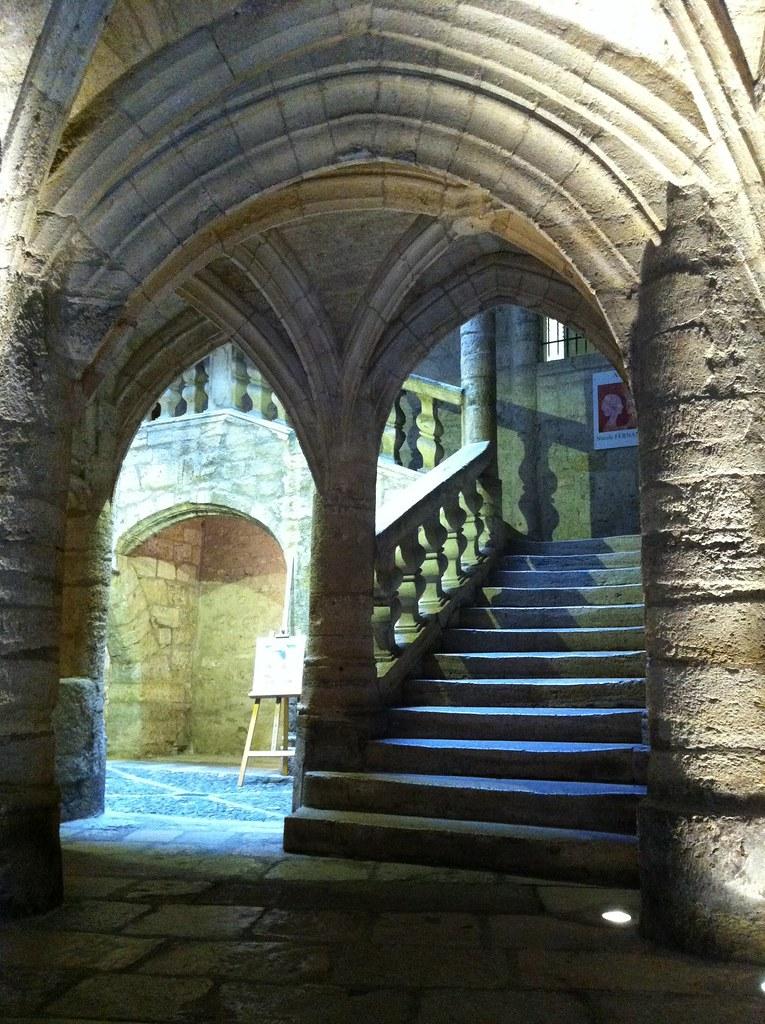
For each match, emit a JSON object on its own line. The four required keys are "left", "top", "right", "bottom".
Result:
{"left": 476, "top": 602, "right": 645, "bottom": 609}
{"left": 434, "top": 650, "right": 645, "bottom": 658}
{"left": 371, "top": 738, "right": 649, "bottom": 752}
{"left": 289, "top": 805, "right": 639, "bottom": 845}
{"left": 390, "top": 706, "right": 642, "bottom": 717}
{"left": 409, "top": 677, "right": 645, "bottom": 684}
{"left": 306, "top": 770, "right": 646, "bottom": 797}
{"left": 451, "top": 624, "right": 643, "bottom": 632}
{"left": 502, "top": 551, "right": 641, "bottom": 561}
{"left": 487, "top": 585, "right": 643, "bottom": 593}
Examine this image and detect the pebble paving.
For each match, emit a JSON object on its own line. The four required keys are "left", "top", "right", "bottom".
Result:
{"left": 106, "top": 760, "right": 293, "bottom": 820}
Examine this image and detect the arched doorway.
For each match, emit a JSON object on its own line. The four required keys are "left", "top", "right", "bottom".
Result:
{"left": 107, "top": 512, "right": 287, "bottom": 761}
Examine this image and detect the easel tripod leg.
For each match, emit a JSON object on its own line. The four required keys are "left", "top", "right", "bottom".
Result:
{"left": 280, "top": 697, "right": 290, "bottom": 776}
{"left": 237, "top": 699, "right": 261, "bottom": 787}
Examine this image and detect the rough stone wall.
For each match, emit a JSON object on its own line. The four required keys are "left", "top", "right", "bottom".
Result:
{"left": 106, "top": 522, "right": 202, "bottom": 757}
{"left": 105, "top": 409, "right": 416, "bottom": 761}
{"left": 111, "top": 412, "right": 312, "bottom": 630}
{"left": 535, "top": 354, "right": 640, "bottom": 540}
{"left": 192, "top": 517, "right": 285, "bottom": 755}
{"left": 107, "top": 515, "right": 287, "bottom": 759}
{"left": 413, "top": 308, "right": 640, "bottom": 540}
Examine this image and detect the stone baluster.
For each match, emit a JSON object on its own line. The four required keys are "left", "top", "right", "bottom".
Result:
{"left": 382, "top": 392, "right": 406, "bottom": 464}
{"left": 272, "top": 388, "right": 288, "bottom": 423}
{"left": 372, "top": 547, "right": 401, "bottom": 667}
{"left": 393, "top": 531, "right": 426, "bottom": 645}
{"left": 180, "top": 364, "right": 200, "bottom": 416}
{"left": 459, "top": 481, "right": 485, "bottom": 572}
{"left": 244, "top": 357, "right": 278, "bottom": 419}
{"left": 231, "top": 349, "right": 250, "bottom": 411}
{"left": 440, "top": 497, "right": 468, "bottom": 592}
{"left": 415, "top": 394, "right": 444, "bottom": 470}
{"left": 157, "top": 377, "right": 183, "bottom": 418}
{"left": 206, "top": 344, "right": 235, "bottom": 410}
{"left": 418, "top": 513, "right": 448, "bottom": 615}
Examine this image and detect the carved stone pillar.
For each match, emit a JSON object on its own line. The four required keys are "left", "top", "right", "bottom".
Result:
{"left": 56, "top": 495, "right": 113, "bottom": 821}
{"left": 460, "top": 312, "right": 501, "bottom": 542}
{"left": 633, "top": 185, "right": 765, "bottom": 962}
{"left": 292, "top": 422, "right": 383, "bottom": 807}
{"left": 0, "top": 279, "right": 72, "bottom": 915}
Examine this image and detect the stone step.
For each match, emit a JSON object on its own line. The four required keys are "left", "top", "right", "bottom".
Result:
{"left": 387, "top": 706, "right": 644, "bottom": 743}
{"left": 441, "top": 626, "right": 645, "bottom": 653}
{"left": 366, "top": 737, "right": 649, "bottom": 784}
{"left": 404, "top": 677, "right": 646, "bottom": 708}
{"left": 424, "top": 650, "right": 646, "bottom": 679}
{"left": 283, "top": 806, "right": 640, "bottom": 886}
{"left": 302, "top": 771, "right": 645, "bottom": 834}
{"left": 489, "top": 567, "right": 642, "bottom": 589}
{"left": 459, "top": 605, "right": 645, "bottom": 629}
{"left": 482, "top": 584, "right": 644, "bottom": 607}
{"left": 509, "top": 535, "right": 640, "bottom": 555}
{"left": 500, "top": 551, "right": 641, "bottom": 571}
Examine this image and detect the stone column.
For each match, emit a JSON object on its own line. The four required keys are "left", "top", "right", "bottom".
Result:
{"left": 292, "top": 423, "right": 383, "bottom": 807}
{"left": 632, "top": 185, "right": 765, "bottom": 962}
{"left": 55, "top": 495, "right": 112, "bottom": 821}
{"left": 0, "top": 279, "right": 72, "bottom": 915}
{"left": 495, "top": 306, "right": 541, "bottom": 537}
{"left": 460, "top": 312, "right": 502, "bottom": 542}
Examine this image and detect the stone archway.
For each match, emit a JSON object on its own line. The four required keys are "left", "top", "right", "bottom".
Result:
{"left": 106, "top": 510, "right": 287, "bottom": 762}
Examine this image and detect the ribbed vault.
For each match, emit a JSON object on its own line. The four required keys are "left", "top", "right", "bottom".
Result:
{"left": 22, "top": 0, "right": 765, "bottom": 486}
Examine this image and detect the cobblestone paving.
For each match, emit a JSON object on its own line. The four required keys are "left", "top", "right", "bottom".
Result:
{"left": 106, "top": 760, "right": 293, "bottom": 821}
{"left": 0, "top": 762, "right": 763, "bottom": 1023}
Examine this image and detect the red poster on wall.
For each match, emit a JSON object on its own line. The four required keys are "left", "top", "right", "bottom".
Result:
{"left": 592, "top": 370, "right": 638, "bottom": 450}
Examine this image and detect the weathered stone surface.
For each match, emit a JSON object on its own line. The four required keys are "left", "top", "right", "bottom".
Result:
{"left": 44, "top": 974, "right": 213, "bottom": 1022}
{"left": 123, "top": 903, "right": 264, "bottom": 938}
{"left": 54, "top": 677, "right": 106, "bottom": 821}
{"left": 633, "top": 185, "right": 765, "bottom": 963}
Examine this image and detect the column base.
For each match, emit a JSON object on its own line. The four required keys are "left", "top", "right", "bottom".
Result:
{"left": 639, "top": 800, "right": 765, "bottom": 963}
{"left": 292, "top": 708, "right": 387, "bottom": 809}
{"left": 54, "top": 677, "right": 106, "bottom": 821}
{"left": 0, "top": 792, "right": 62, "bottom": 916}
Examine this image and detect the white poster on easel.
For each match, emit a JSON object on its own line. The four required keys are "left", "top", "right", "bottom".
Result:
{"left": 248, "top": 634, "right": 305, "bottom": 697}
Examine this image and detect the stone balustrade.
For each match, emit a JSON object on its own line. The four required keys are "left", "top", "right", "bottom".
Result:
{"left": 148, "top": 344, "right": 287, "bottom": 423}
{"left": 373, "top": 441, "right": 499, "bottom": 686}
{"left": 381, "top": 374, "right": 463, "bottom": 471}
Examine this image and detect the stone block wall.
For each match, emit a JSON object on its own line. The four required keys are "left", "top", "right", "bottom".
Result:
{"left": 192, "top": 516, "right": 285, "bottom": 755}
{"left": 535, "top": 354, "right": 640, "bottom": 540}
{"left": 106, "top": 410, "right": 417, "bottom": 761}
{"left": 107, "top": 515, "right": 287, "bottom": 759}
{"left": 107, "top": 521, "right": 202, "bottom": 757}
{"left": 417, "top": 307, "right": 640, "bottom": 540}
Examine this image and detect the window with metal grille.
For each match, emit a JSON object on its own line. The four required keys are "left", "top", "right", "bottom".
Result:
{"left": 542, "top": 318, "right": 591, "bottom": 361}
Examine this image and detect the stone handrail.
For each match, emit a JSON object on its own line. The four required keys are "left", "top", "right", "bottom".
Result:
{"left": 374, "top": 440, "right": 498, "bottom": 686}
{"left": 147, "top": 343, "right": 287, "bottom": 424}
{"left": 381, "top": 373, "right": 463, "bottom": 472}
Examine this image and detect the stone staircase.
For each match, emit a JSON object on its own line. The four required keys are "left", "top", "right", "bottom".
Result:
{"left": 285, "top": 534, "right": 648, "bottom": 885}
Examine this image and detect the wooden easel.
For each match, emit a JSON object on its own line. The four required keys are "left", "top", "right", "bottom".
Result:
{"left": 237, "top": 691, "right": 293, "bottom": 784}
{"left": 237, "top": 553, "right": 304, "bottom": 786}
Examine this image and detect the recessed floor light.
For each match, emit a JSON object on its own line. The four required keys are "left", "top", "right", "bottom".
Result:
{"left": 601, "top": 909, "right": 633, "bottom": 925}
{"left": 760, "top": 979, "right": 765, "bottom": 995}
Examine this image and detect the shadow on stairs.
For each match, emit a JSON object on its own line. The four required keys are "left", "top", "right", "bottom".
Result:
{"left": 285, "top": 534, "right": 648, "bottom": 886}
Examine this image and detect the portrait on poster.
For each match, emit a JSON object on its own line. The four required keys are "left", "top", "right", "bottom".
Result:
{"left": 592, "top": 370, "right": 638, "bottom": 450}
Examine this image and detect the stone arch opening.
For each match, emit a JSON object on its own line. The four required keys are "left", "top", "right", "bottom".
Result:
{"left": 106, "top": 510, "right": 287, "bottom": 762}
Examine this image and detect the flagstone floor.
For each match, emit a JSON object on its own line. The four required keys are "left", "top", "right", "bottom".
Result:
{"left": 0, "top": 760, "right": 762, "bottom": 1023}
